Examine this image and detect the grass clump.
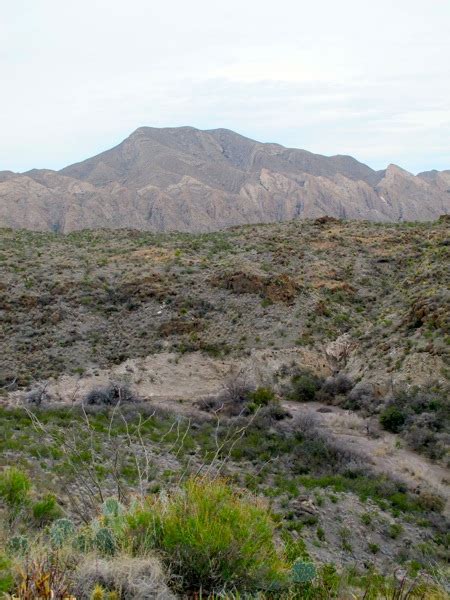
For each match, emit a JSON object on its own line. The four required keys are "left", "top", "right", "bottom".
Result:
{"left": 32, "top": 493, "right": 62, "bottom": 526}
{"left": 0, "top": 467, "right": 31, "bottom": 520}
{"left": 124, "top": 476, "right": 287, "bottom": 593}
{"left": 0, "top": 554, "right": 13, "bottom": 593}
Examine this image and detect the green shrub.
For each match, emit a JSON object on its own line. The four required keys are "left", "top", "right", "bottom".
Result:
{"left": 379, "top": 406, "right": 406, "bottom": 433}
{"left": 388, "top": 523, "right": 403, "bottom": 539}
{"left": 360, "top": 512, "right": 372, "bottom": 526}
{"left": 32, "top": 494, "right": 62, "bottom": 525}
{"left": 0, "top": 468, "right": 31, "bottom": 514}
{"left": 124, "top": 477, "right": 287, "bottom": 592}
{"left": 289, "top": 372, "right": 322, "bottom": 402}
{"left": 0, "top": 554, "right": 13, "bottom": 593}
{"left": 248, "top": 387, "right": 276, "bottom": 406}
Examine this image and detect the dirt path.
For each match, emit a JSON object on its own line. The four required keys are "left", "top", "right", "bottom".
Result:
{"left": 284, "top": 401, "right": 450, "bottom": 516}
{"left": 5, "top": 349, "right": 449, "bottom": 515}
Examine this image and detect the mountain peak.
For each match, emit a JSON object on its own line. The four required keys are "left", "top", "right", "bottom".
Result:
{"left": 1, "top": 126, "right": 448, "bottom": 232}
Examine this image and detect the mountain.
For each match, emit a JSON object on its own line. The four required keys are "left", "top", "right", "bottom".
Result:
{"left": 0, "top": 126, "right": 449, "bottom": 232}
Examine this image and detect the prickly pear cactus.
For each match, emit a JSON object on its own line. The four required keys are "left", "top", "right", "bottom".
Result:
{"left": 102, "top": 497, "right": 123, "bottom": 518}
{"left": 292, "top": 559, "right": 317, "bottom": 584}
{"left": 73, "top": 527, "right": 93, "bottom": 552}
{"left": 7, "top": 535, "right": 29, "bottom": 556}
{"left": 94, "top": 527, "right": 116, "bottom": 556}
{"left": 50, "top": 518, "right": 75, "bottom": 548}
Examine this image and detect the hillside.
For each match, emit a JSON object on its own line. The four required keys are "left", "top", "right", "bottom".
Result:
{"left": 0, "top": 127, "right": 449, "bottom": 233}
{"left": 0, "top": 218, "right": 449, "bottom": 598}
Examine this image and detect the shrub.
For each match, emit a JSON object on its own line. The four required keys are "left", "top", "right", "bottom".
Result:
{"left": 246, "top": 387, "right": 287, "bottom": 418}
{"left": 379, "top": 406, "right": 406, "bottom": 433}
{"left": 11, "top": 554, "right": 71, "bottom": 600}
{"left": 388, "top": 523, "right": 403, "bottom": 539}
{"left": 248, "top": 386, "right": 276, "bottom": 406}
{"left": 85, "top": 383, "right": 137, "bottom": 406}
{"left": 344, "top": 383, "right": 377, "bottom": 412}
{"left": 259, "top": 402, "right": 292, "bottom": 422}
{"left": 199, "top": 375, "right": 257, "bottom": 416}
{"left": 417, "top": 492, "right": 445, "bottom": 513}
{"left": 289, "top": 371, "right": 322, "bottom": 402}
{"left": 26, "top": 386, "right": 50, "bottom": 406}
{"left": 0, "top": 554, "right": 13, "bottom": 594}
{"left": 124, "top": 477, "right": 287, "bottom": 592}
{"left": 32, "top": 493, "right": 62, "bottom": 525}
{"left": 320, "top": 374, "right": 353, "bottom": 399}
{"left": 0, "top": 467, "right": 31, "bottom": 516}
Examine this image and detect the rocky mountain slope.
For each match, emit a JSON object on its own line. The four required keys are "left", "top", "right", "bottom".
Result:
{"left": 1, "top": 127, "right": 449, "bottom": 232}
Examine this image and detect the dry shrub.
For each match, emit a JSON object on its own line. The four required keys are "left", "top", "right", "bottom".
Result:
{"left": 85, "top": 384, "right": 138, "bottom": 406}
{"left": 73, "top": 555, "right": 175, "bottom": 600}
{"left": 12, "top": 553, "right": 73, "bottom": 600}
{"left": 291, "top": 413, "right": 371, "bottom": 476}
{"left": 344, "top": 382, "right": 378, "bottom": 413}
{"left": 197, "top": 373, "right": 255, "bottom": 416}
{"left": 319, "top": 374, "right": 353, "bottom": 401}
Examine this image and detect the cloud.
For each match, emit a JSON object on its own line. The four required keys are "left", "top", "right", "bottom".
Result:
{"left": 0, "top": 0, "right": 449, "bottom": 173}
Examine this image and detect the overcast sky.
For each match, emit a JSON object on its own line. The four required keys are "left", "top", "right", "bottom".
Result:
{"left": 1, "top": 0, "right": 449, "bottom": 173}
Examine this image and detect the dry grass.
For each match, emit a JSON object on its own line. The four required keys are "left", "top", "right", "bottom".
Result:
{"left": 73, "top": 555, "right": 175, "bottom": 600}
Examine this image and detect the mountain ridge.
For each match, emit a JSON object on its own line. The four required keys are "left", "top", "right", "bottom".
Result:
{"left": 0, "top": 126, "right": 448, "bottom": 232}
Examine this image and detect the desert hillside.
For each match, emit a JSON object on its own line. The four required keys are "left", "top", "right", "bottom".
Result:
{"left": 0, "top": 218, "right": 449, "bottom": 597}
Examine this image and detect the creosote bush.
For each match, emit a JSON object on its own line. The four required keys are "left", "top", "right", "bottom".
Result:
{"left": 248, "top": 386, "right": 276, "bottom": 407}
{"left": 288, "top": 371, "right": 323, "bottom": 402}
{"left": 379, "top": 406, "right": 406, "bottom": 433}
{"left": 123, "top": 477, "right": 287, "bottom": 593}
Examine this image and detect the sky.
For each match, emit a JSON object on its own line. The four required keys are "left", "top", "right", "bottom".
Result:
{"left": 1, "top": 0, "right": 449, "bottom": 174}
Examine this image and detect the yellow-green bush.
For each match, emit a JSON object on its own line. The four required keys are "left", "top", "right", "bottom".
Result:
{"left": 0, "top": 467, "right": 31, "bottom": 521}
{"left": 124, "top": 477, "right": 287, "bottom": 593}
